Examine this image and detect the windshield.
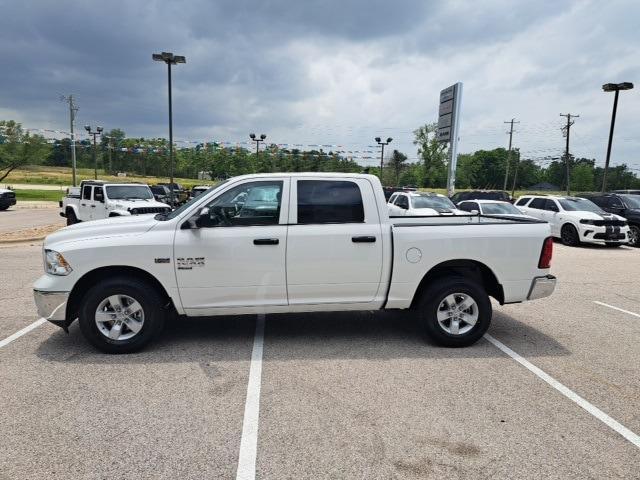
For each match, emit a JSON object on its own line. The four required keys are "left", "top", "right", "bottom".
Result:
{"left": 157, "top": 180, "right": 229, "bottom": 220}
{"left": 482, "top": 203, "right": 522, "bottom": 215}
{"left": 106, "top": 185, "right": 153, "bottom": 200}
{"left": 559, "top": 198, "right": 604, "bottom": 213}
{"left": 411, "top": 195, "right": 456, "bottom": 210}
{"left": 620, "top": 194, "right": 640, "bottom": 209}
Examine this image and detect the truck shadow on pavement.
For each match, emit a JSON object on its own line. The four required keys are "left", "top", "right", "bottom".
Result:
{"left": 35, "top": 309, "right": 569, "bottom": 364}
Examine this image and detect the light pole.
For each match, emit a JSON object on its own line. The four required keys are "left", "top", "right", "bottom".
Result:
{"left": 601, "top": 82, "right": 634, "bottom": 192}
{"left": 153, "top": 51, "right": 186, "bottom": 207}
{"left": 375, "top": 137, "right": 392, "bottom": 180}
{"left": 250, "top": 133, "right": 267, "bottom": 158}
{"left": 84, "top": 125, "right": 103, "bottom": 180}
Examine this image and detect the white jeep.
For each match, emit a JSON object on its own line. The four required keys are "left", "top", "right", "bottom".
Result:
{"left": 60, "top": 181, "right": 170, "bottom": 225}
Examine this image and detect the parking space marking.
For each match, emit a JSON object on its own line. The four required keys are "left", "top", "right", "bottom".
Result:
{"left": 594, "top": 301, "right": 640, "bottom": 319}
{"left": 0, "top": 318, "right": 46, "bottom": 349}
{"left": 236, "top": 314, "right": 265, "bottom": 480}
{"left": 485, "top": 333, "right": 640, "bottom": 449}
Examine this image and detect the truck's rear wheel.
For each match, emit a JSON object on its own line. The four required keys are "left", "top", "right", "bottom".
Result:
{"left": 66, "top": 209, "right": 78, "bottom": 226}
{"left": 78, "top": 277, "right": 165, "bottom": 354}
{"left": 416, "top": 276, "right": 492, "bottom": 347}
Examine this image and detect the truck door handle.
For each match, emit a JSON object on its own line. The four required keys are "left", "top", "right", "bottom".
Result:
{"left": 81, "top": 203, "right": 86, "bottom": 206}
{"left": 352, "top": 236, "right": 376, "bottom": 243}
{"left": 253, "top": 238, "right": 279, "bottom": 245}
{"left": 90, "top": 205, "right": 96, "bottom": 208}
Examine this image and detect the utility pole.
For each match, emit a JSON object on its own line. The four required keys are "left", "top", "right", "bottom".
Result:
{"left": 560, "top": 113, "right": 578, "bottom": 195}
{"left": 510, "top": 148, "right": 520, "bottom": 199}
{"left": 61, "top": 95, "right": 79, "bottom": 186}
{"left": 503, "top": 118, "right": 519, "bottom": 191}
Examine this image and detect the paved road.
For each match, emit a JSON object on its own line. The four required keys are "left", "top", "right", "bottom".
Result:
{"left": 0, "top": 241, "right": 639, "bottom": 479}
{"left": 0, "top": 207, "right": 62, "bottom": 233}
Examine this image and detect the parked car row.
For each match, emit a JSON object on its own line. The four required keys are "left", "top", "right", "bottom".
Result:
{"left": 384, "top": 187, "right": 639, "bottom": 248}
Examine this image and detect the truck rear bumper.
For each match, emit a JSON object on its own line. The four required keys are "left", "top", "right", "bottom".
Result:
{"left": 527, "top": 275, "right": 556, "bottom": 300}
{"left": 33, "top": 290, "right": 69, "bottom": 322}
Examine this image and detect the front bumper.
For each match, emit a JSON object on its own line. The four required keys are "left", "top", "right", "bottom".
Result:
{"left": 527, "top": 275, "right": 557, "bottom": 300}
{"left": 579, "top": 224, "right": 629, "bottom": 243}
{"left": 33, "top": 290, "right": 69, "bottom": 321}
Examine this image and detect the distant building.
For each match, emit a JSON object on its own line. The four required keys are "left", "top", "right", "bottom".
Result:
{"left": 528, "top": 182, "right": 560, "bottom": 191}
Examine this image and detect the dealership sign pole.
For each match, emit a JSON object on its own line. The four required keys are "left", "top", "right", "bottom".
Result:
{"left": 437, "top": 82, "right": 463, "bottom": 196}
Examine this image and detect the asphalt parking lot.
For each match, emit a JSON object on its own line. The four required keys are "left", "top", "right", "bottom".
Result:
{"left": 0, "top": 206, "right": 61, "bottom": 234}
{"left": 1, "top": 240, "right": 639, "bottom": 479}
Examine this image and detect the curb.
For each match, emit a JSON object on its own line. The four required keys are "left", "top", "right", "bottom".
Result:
{"left": 0, "top": 236, "right": 46, "bottom": 245}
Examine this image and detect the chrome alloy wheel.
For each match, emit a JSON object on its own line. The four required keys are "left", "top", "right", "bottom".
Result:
{"left": 95, "top": 295, "right": 145, "bottom": 341}
{"left": 436, "top": 293, "right": 479, "bottom": 335}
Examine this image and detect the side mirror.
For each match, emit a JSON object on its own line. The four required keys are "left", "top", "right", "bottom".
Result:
{"left": 470, "top": 209, "right": 479, "bottom": 215}
{"left": 399, "top": 202, "right": 408, "bottom": 210}
{"left": 194, "top": 207, "right": 211, "bottom": 228}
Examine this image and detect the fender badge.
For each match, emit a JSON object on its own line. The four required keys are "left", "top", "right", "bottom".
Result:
{"left": 154, "top": 258, "right": 171, "bottom": 264}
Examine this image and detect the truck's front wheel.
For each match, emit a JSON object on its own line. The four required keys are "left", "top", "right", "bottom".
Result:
{"left": 78, "top": 277, "right": 166, "bottom": 354}
{"left": 66, "top": 209, "right": 78, "bottom": 226}
{"left": 417, "top": 276, "right": 492, "bottom": 347}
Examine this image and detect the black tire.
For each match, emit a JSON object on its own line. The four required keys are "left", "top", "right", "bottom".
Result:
{"left": 416, "top": 275, "right": 492, "bottom": 347}
{"left": 66, "top": 209, "right": 78, "bottom": 226}
{"left": 78, "top": 277, "right": 166, "bottom": 354}
{"left": 560, "top": 224, "right": 580, "bottom": 247}
{"left": 0, "top": 204, "right": 9, "bottom": 211}
{"left": 628, "top": 225, "right": 640, "bottom": 247}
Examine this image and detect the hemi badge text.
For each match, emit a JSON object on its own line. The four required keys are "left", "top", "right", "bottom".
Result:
{"left": 154, "top": 258, "right": 171, "bottom": 264}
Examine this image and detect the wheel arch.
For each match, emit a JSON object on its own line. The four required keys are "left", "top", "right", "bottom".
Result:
{"left": 410, "top": 259, "right": 504, "bottom": 307}
{"left": 66, "top": 265, "right": 175, "bottom": 324}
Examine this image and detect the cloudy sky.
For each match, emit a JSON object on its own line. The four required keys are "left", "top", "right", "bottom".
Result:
{"left": 1, "top": 0, "right": 638, "bottom": 171}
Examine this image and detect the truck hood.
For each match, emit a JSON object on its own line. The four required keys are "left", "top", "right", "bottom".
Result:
{"left": 410, "top": 207, "right": 465, "bottom": 216}
{"left": 577, "top": 211, "right": 625, "bottom": 221}
{"left": 109, "top": 199, "right": 169, "bottom": 210}
{"left": 45, "top": 215, "right": 158, "bottom": 248}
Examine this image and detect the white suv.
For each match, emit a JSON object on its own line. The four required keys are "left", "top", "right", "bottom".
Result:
{"left": 515, "top": 195, "right": 629, "bottom": 246}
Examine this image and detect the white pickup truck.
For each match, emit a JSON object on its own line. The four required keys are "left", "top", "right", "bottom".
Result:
{"left": 34, "top": 173, "right": 556, "bottom": 353}
{"left": 59, "top": 180, "right": 170, "bottom": 225}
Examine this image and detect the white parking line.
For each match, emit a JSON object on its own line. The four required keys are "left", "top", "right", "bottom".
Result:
{"left": 593, "top": 301, "right": 640, "bottom": 319}
{"left": 0, "top": 318, "right": 47, "bottom": 349}
{"left": 236, "top": 314, "right": 266, "bottom": 480}
{"left": 485, "top": 333, "right": 640, "bottom": 449}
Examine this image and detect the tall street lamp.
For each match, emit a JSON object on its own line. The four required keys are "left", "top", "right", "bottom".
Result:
{"left": 601, "top": 82, "right": 633, "bottom": 192}
{"left": 84, "top": 125, "right": 103, "bottom": 180}
{"left": 250, "top": 133, "right": 267, "bottom": 158}
{"left": 375, "top": 137, "right": 392, "bottom": 179}
{"left": 153, "top": 51, "right": 186, "bottom": 207}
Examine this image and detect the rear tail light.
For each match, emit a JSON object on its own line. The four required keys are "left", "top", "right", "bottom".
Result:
{"left": 538, "top": 237, "right": 553, "bottom": 269}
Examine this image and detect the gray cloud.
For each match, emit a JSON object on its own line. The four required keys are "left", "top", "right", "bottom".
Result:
{"left": 0, "top": 0, "right": 638, "bottom": 170}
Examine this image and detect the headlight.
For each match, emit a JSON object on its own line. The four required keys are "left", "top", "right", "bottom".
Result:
{"left": 579, "top": 219, "right": 595, "bottom": 225}
{"left": 44, "top": 249, "right": 73, "bottom": 276}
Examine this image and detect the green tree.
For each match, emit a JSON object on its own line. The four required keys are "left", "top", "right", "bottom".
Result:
{"left": 0, "top": 120, "right": 51, "bottom": 181}
{"left": 387, "top": 149, "right": 407, "bottom": 185}
{"left": 413, "top": 123, "right": 447, "bottom": 188}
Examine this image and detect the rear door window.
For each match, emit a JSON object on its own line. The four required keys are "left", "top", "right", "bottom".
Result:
{"left": 528, "top": 198, "right": 547, "bottom": 210}
{"left": 516, "top": 197, "right": 530, "bottom": 206}
{"left": 297, "top": 180, "right": 364, "bottom": 224}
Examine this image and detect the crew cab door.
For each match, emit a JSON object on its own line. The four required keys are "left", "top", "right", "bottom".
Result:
{"left": 174, "top": 178, "right": 290, "bottom": 312}
{"left": 286, "top": 177, "right": 384, "bottom": 305}
{"left": 92, "top": 186, "right": 107, "bottom": 219}
{"left": 79, "top": 184, "right": 93, "bottom": 221}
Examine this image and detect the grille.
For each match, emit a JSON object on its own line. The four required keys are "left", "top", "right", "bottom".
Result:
{"left": 130, "top": 207, "right": 169, "bottom": 215}
{"left": 592, "top": 219, "right": 626, "bottom": 227}
{"left": 1, "top": 191, "right": 16, "bottom": 199}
